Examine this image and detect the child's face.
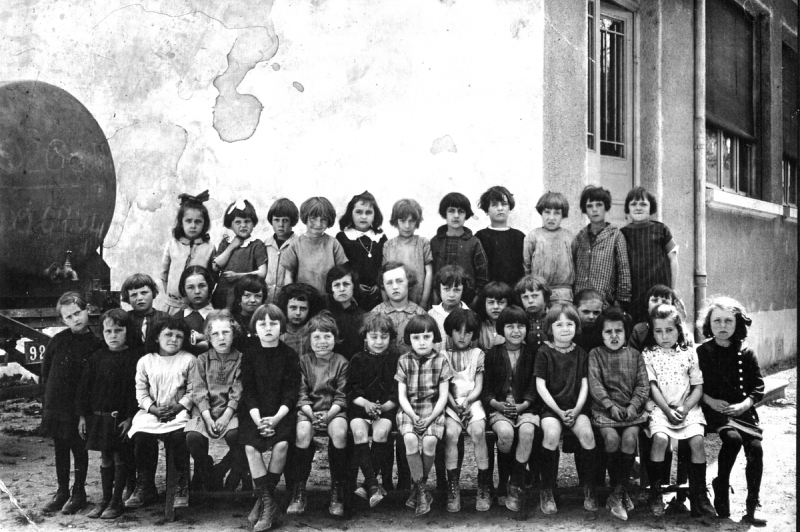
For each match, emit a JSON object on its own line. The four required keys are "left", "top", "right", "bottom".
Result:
{"left": 577, "top": 299, "right": 603, "bottom": 327}
{"left": 366, "top": 330, "right": 391, "bottom": 354}
{"left": 409, "top": 330, "right": 435, "bottom": 356}
{"left": 208, "top": 320, "right": 233, "bottom": 354}
{"left": 182, "top": 208, "right": 205, "bottom": 240}
{"left": 601, "top": 320, "right": 625, "bottom": 351}
{"left": 241, "top": 290, "right": 264, "bottom": 315}
{"left": 60, "top": 303, "right": 89, "bottom": 334}
{"left": 709, "top": 308, "right": 736, "bottom": 343}
{"left": 628, "top": 198, "right": 651, "bottom": 223}
{"left": 648, "top": 295, "right": 673, "bottom": 314}
{"left": 184, "top": 274, "right": 210, "bottom": 309}
{"left": 551, "top": 313, "right": 577, "bottom": 347}
{"left": 520, "top": 289, "right": 546, "bottom": 316}
{"left": 255, "top": 317, "right": 282, "bottom": 346}
{"left": 541, "top": 208, "right": 564, "bottom": 231}
{"left": 440, "top": 283, "right": 463, "bottom": 311}
{"left": 127, "top": 286, "right": 155, "bottom": 314}
{"left": 331, "top": 274, "right": 355, "bottom": 306}
{"left": 487, "top": 198, "right": 509, "bottom": 226}
{"left": 485, "top": 297, "right": 508, "bottom": 322}
{"left": 310, "top": 329, "right": 335, "bottom": 356}
{"left": 382, "top": 266, "right": 409, "bottom": 303}
{"left": 503, "top": 322, "right": 526, "bottom": 348}
{"left": 397, "top": 216, "right": 418, "bottom": 238}
{"left": 158, "top": 328, "right": 184, "bottom": 355}
{"left": 231, "top": 216, "right": 255, "bottom": 240}
{"left": 445, "top": 207, "right": 466, "bottom": 231}
{"left": 306, "top": 215, "right": 329, "bottom": 237}
{"left": 103, "top": 318, "right": 127, "bottom": 352}
{"left": 652, "top": 318, "right": 679, "bottom": 349}
{"left": 352, "top": 201, "right": 375, "bottom": 232}
{"left": 585, "top": 200, "right": 607, "bottom": 224}
{"left": 286, "top": 298, "right": 310, "bottom": 327}
{"left": 271, "top": 216, "right": 294, "bottom": 240}
{"left": 451, "top": 326, "right": 473, "bottom": 350}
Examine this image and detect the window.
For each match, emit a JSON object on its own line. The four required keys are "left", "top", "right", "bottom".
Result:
{"left": 783, "top": 43, "right": 798, "bottom": 206}
{"left": 706, "top": 126, "right": 754, "bottom": 195}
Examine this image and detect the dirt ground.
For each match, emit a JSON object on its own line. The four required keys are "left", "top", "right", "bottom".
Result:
{"left": 0, "top": 367, "right": 796, "bottom": 532}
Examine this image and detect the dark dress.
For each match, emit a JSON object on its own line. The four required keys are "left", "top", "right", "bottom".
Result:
{"left": 481, "top": 344, "right": 538, "bottom": 415}
{"left": 430, "top": 225, "right": 489, "bottom": 305}
{"left": 475, "top": 227, "right": 526, "bottom": 287}
{"left": 526, "top": 313, "right": 548, "bottom": 354}
{"left": 533, "top": 342, "right": 590, "bottom": 418}
{"left": 212, "top": 238, "right": 268, "bottom": 309}
{"left": 574, "top": 323, "right": 604, "bottom": 354}
{"left": 620, "top": 221, "right": 674, "bottom": 324}
{"left": 328, "top": 297, "right": 367, "bottom": 360}
{"left": 346, "top": 349, "right": 401, "bottom": 422}
{"left": 127, "top": 309, "right": 168, "bottom": 350}
{"left": 335, "top": 231, "right": 387, "bottom": 311}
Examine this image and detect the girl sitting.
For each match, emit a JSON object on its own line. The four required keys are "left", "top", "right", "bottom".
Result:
{"left": 179, "top": 265, "right": 215, "bottom": 355}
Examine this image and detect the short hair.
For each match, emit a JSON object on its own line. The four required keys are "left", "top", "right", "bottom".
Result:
{"left": 624, "top": 186, "right": 658, "bottom": 214}
{"left": 178, "top": 265, "right": 215, "bottom": 297}
{"left": 513, "top": 275, "right": 552, "bottom": 306}
{"left": 377, "top": 261, "right": 418, "bottom": 289}
{"left": 121, "top": 273, "right": 159, "bottom": 303}
{"left": 338, "top": 191, "right": 384, "bottom": 233}
{"left": 443, "top": 308, "right": 481, "bottom": 337}
{"left": 250, "top": 303, "right": 288, "bottom": 334}
{"left": 596, "top": 306, "right": 632, "bottom": 340}
{"left": 574, "top": 289, "right": 604, "bottom": 307}
{"left": 267, "top": 198, "right": 300, "bottom": 226}
{"left": 276, "top": 283, "right": 325, "bottom": 321}
{"left": 145, "top": 316, "right": 191, "bottom": 353}
{"left": 432, "top": 265, "right": 471, "bottom": 298}
{"left": 56, "top": 291, "right": 88, "bottom": 315}
{"left": 698, "top": 296, "right": 752, "bottom": 343}
{"left": 359, "top": 313, "right": 398, "bottom": 343}
{"left": 389, "top": 199, "right": 424, "bottom": 228}
{"left": 203, "top": 309, "right": 241, "bottom": 340}
{"left": 643, "top": 303, "right": 689, "bottom": 350}
{"left": 535, "top": 191, "right": 570, "bottom": 218}
{"left": 403, "top": 314, "right": 443, "bottom": 344}
{"left": 223, "top": 199, "right": 259, "bottom": 227}
{"left": 438, "top": 192, "right": 474, "bottom": 219}
{"left": 579, "top": 185, "right": 612, "bottom": 213}
{"left": 495, "top": 305, "right": 529, "bottom": 336}
{"left": 305, "top": 310, "right": 340, "bottom": 343}
{"left": 478, "top": 186, "right": 516, "bottom": 213}
{"left": 173, "top": 192, "right": 211, "bottom": 241}
{"left": 476, "top": 281, "right": 513, "bottom": 321}
{"left": 325, "top": 263, "right": 362, "bottom": 302}
{"left": 543, "top": 302, "right": 583, "bottom": 341}
{"left": 101, "top": 308, "right": 130, "bottom": 329}
{"left": 233, "top": 274, "right": 268, "bottom": 305}
{"left": 299, "top": 197, "right": 336, "bottom": 226}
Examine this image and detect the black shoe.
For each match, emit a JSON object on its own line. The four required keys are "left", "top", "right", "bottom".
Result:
{"left": 61, "top": 487, "right": 87, "bottom": 514}
{"left": 100, "top": 500, "right": 124, "bottom": 519}
{"left": 712, "top": 477, "right": 731, "bottom": 518}
{"left": 42, "top": 488, "right": 69, "bottom": 513}
{"left": 742, "top": 498, "right": 767, "bottom": 527}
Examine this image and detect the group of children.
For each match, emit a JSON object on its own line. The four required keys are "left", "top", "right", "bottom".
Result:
{"left": 37, "top": 185, "right": 768, "bottom": 529}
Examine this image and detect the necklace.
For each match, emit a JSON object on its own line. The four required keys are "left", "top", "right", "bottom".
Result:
{"left": 358, "top": 236, "right": 374, "bottom": 258}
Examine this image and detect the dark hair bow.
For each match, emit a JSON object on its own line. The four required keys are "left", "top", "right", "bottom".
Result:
{"left": 178, "top": 190, "right": 210, "bottom": 204}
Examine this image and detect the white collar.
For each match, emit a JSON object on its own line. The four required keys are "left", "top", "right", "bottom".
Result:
{"left": 226, "top": 234, "right": 254, "bottom": 248}
{"left": 184, "top": 304, "right": 214, "bottom": 319}
{"left": 344, "top": 227, "right": 383, "bottom": 242}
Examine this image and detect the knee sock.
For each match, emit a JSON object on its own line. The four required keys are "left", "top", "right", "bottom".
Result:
{"left": 744, "top": 438, "right": 763, "bottom": 500}
{"left": 294, "top": 446, "right": 315, "bottom": 485}
{"left": 579, "top": 447, "right": 597, "bottom": 488}
{"left": 497, "top": 450, "right": 513, "bottom": 490}
{"left": 328, "top": 443, "right": 348, "bottom": 484}
{"left": 355, "top": 443, "right": 376, "bottom": 485}
{"left": 434, "top": 440, "right": 446, "bottom": 487}
{"left": 540, "top": 448, "right": 559, "bottom": 490}
{"left": 71, "top": 438, "right": 88, "bottom": 489}
{"left": 511, "top": 459, "right": 527, "bottom": 488}
{"left": 111, "top": 463, "right": 127, "bottom": 503}
{"left": 717, "top": 429, "right": 744, "bottom": 484}
{"left": 422, "top": 452, "right": 435, "bottom": 481}
{"left": 265, "top": 471, "right": 280, "bottom": 495}
{"left": 406, "top": 453, "right": 423, "bottom": 482}
{"left": 100, "top": 465, "right": 114, "bottom": 502}
{"left": 371, "top": 441, "right": 388, "bottom": 476}
{"left": 619, "top": 451, "right": 636, "bottom": 490}
{"left": 54, "top": 438, "right": 71, "bottom": 491}
{"left": 606, "top": 450, "right": 621, "bottom": 488}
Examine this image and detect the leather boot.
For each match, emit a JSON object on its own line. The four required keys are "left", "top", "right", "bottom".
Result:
{"left": 61, "top": 485, "right": 87, "bottom": 514}
{"left": 742, "top": 447, "right": 766, "bottom": 526}
{"left": 445, "top": 469, "right": 461, "bottom": 512}
{"left": 88, "top": 466, "right": 114, "bottom": 518}
{"left": 689, "top": 462, "right": 717, "bottom": 518}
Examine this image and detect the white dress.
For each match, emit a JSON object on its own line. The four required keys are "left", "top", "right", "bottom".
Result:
{"left": 443, "top": 347, "right": 486, "bottom": 423}
{"left": 128, "top": 351, "right": 195, "bottom": 436}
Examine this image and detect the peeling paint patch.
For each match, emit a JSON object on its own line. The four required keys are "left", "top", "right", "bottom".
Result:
{"left": 293, "top": 82, "right": 305, "bottom": 92}
{"left": 272, "top": 63, "right": 281, "bottom": 71}
{"left": 430, "top": 135, "right": 457, "bottom": 155}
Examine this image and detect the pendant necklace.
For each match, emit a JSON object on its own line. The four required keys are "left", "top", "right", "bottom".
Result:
{"left": 359, "top": 236, "right": 374, "bottom": 258}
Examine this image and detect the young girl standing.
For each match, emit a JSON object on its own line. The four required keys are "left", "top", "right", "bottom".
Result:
{"left": 475, "top": 281, "right": 511, "bottom": 352}
{"left": 383, "top": 199, "right": 433, "bottom": 308}
{"left": 179, "top": 265, "right": 215, "bottom": 356}
{"left": 212, "top": 199, "right": 268, "bottom": 309}
{"left": 474, "top": 185, "right": 526, "bottom": 287}
{"left": 76, "top": 309, "right": 138, "bottom": 519}
{"left": 523, "top": 191, "right": 575, "bottom": 304}
{"left": 325, "top": 264, "right": 367, "bottom": 360}
{"left": 395, "top": 314, "right": 453, "bottom": 516}
{"left": 336, "top": 191, "right": 387, "bottom": 311}
{"left": 697, "top": 297, "right": 766, "bottom": 526}
{"left": 642, "top": 304, "right": 715, "bottom": 518}
{"left": 40, "top": 292, "right": 104, "bottom": 514}
{"left": 159, "top": 191, "right": 215, "bottom": 314}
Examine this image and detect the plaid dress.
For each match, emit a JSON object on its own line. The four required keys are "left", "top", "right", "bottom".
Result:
{"left": 572, "top": 223, "right": 631, "bottom": 305}
{"left": 395, "top": 350, "right": 453, "bottom": 439}
{"left": 588, "top": 345, "right": 649, "bottom": 428}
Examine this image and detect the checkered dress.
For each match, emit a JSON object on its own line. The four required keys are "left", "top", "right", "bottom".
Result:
{"left": 395, "top": 351, "right": 453, "bottom": 439}
{"left": 572, "top": 223, "right": 632, "bottom": 304}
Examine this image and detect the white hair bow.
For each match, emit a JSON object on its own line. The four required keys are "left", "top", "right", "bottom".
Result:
{"left": 227, "top": 199, "right": 248, "bottom": 215}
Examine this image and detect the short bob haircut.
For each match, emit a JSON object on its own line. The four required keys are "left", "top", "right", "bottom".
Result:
{"left": 223, "top": 199, "right": 259, "bottom": 228}
{"left": 178, "top": 265, "right": 215, "bottom": 297}
{"left": 403, "top": 313, "right": 442, "bottom": 345}
{"left": 304, "top": 310, "right": 340, "bottom": 343}
{"left": 513, "top": 275, "right": 552, "bottom": 306}
{"left": 438, "top": 192, "right": 474, "bottom": 219}
{"left": 389, "top": 198, "right": 424, "bottom": 228}
{"left": 573, "top": 288, "right": 604, "bottom": 308}
{"left": 643, "top": 303, "right": 690, "bottom": 350}
{"left": 377, "top": 261, "right": 418, "bottom": 290}
{"left": 543, "top": 302, "right": 583, "bottom": 341}
{"left": 325, "top": 263, "right": 363, "bottom": 302}
{"left": 249, "top": 303, "right": 288, "bottom": 335}
{"left": 267, "top": 198, "right": 300, "bottom": 227}
{"left": 338, "top": 191, "right": 384, "bottom": 233}
{"left": 432, "top": 265, "right": 471, "bottom": 297}
{"left": 203, "top": 309, "right": 241, "bottom": 340}
{"left": 276, "top": 283, "right": 325, "bottom": 323}
{"left": 579, "top": 184, "right": 612, "bottom": 213}
{"left": 145, "top": 316, "right": 191, "bottom": 353}
{"left": 697, "top": 296, "right": 752, "bottom": 343}
{"left": 233, "top": 274, "right": 268, "bottom": 307}
{"left": 595, "top": 306, "right": 632, "bottom": 341}
{"left": 359, "top": 312, "right": 398, "bottom": 343}
{"left": 535, "top": 191, "right": 570, "bottom": 218}
{"left": 475, "top": 281, "right": 513, "bottom": 321}
{"left": 624, "top": 186, "right": 658, "bottom": 215}
{"left": 121, "top": 273, "right": 159, "bottom": 303}
{"left": 495, "top": 305, "right": 529, "bottom": 336}
{"left": 56, "top": 291, "right": 89, "bottom": 315}
{"left": 644, "top": 284, "right": 677, "bottom": 306}
{"left": 478, "top": 186, "right": 516, "bottom": 213}
{"left": 101, "top": 308, "right": 131, "bottom": 329}
{"left": 443, "top": 308, "right": 481, "bottom": 337}
{"left": 299, "top": 196, "right": 337, "bottom": 226}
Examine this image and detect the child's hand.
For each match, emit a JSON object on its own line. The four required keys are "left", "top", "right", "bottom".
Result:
{"left": 561, "top": 409, "right": 576, "bottom": 427}
{"left": 414, "top": 416, "right": 430, "bottom": 433}
{"left": 117, "top": 418, "right": 132, "bottom": 438}
{"left": 705, "top": 397, "right": 730, "bottom": 413}
{"left": 78, "top": 416, "right": 87, "bottom": 440}
{"left": 150, "top": 405, "right": 172, "bottom": 421}
{"left": 503, "top": 401, "right": 518, "bottom": 419}
{"left": 625, "top": 405, "right": 639, "bottom": 420}
{"left": 608, "top": 405, "right": 625, "bottom": 422}
{"left": 360, "top": 284, "right": 377, "bottom": 295}
{"left": 204, "top": 417, "right": 220, "bottom": 437}
{"left": 665, "top": 407, "right": 683, "bottom": 425}
{"left": 214, "top": 411, "right": 233, "bottom": 434}
{"left": 258, "top": 417, "right": 275, "bottom": 437}
{"left": 722, "top": 401, "right": 749, "bottom": 417}
{"left": 312, "top": 411, "right": 328, "bottom": 431}
{"left": 222, "top": 271, "right": 242, "bottom": 282}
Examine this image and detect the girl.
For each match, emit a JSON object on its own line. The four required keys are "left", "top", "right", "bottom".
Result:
{"left": 121, "top": 273, "right": 168, "bottom": 351}
{"left": 523, "top": 191, "right": 575, "bottom": 304}
{"left": 127, "top": 317, "right": 195, "bottom": 510}
{"left": 238, "top": 304, "right": 300, "bottom": 532}
{"left": 185, "top": 310, "right": 243, "bottom": 493}
{"left": 179, "top": 265, "right": 215, "bottom": 356}
{"left": 40, "top": 292, "right": 104, "bottom": 514}
{"left": 395, "top": 314, "right": 453, "bottom": 516}
{"left": 535, "top": 302, "right": 598, "bottom": 515}
{"left": 159, "top": 190, "right": 215, "bottom": 314}
{"left": 325, "top": 263, "right": 366, "bottom": 360}
{"left": 628, "top": 284, "right": 680, "bottom": 351}
{"left": 282, "top": 197, "right": 349, "bottom": 296}
{"left": 515, "top": 275, "right": 551, "bottom": 354}
{"left": 347, "top": 314, "right": 401, "bottom": 507}
{"left": 231, "top": 274, "right": 268, "bottom": 345}
{"left": 265, "top": 198, "right": 300, "bottom": 304}
{"left": 335, "top": 191, "right": 387, "bottom": 311}
{"left": 620, "top": 187, "right": 678, "bottom": 324}
{"left": 76, "top": 309, "right": 138, "bottom": 519}
{"left": 641, "top": 304, "right": 715, "bottom": 518}
{"left": 697, "top": 297, "right": 766, "bottom": 526}
{"left": 442, "top": 309, "right": 490, "bottom": 512}
{"left": 287, "top": 311, "right": 350, "bottom": 517}
{"left": 383, "top": 199, "right": 433, "bottom": 308}
{"left": 475, "top": 281, "right": 512, "bottom": 352}
{"left": 428, "top": 265, "right": 471, "bottom": 348}
{"left": 588, "top": 306, "right": 649, "bottom": 521}
{"left": 474, "top": 185, "right": 526, "bottom": 287}
{"left": 212, "top": 199, "right": 268, "bottom": 309}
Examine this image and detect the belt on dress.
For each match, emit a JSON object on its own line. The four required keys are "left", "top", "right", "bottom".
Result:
{"left": 93, "top": 411, "right": 119, "bottom": 418}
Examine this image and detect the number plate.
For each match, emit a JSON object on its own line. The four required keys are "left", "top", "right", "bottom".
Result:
{"left": 24, "top": 341, "right": 46, "bottom": 364}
